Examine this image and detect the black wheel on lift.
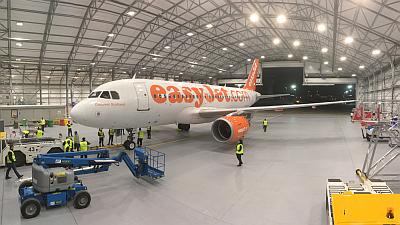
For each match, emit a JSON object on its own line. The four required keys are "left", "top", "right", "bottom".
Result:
{"left": 14, "top": 151, "right": 26, "bottom": 167}
{"left": 47, "top": 147, "right": 63, "bottom": 154}
{"left": 123, "top": 140, "right": 136, "bottom": 150}
{"left": 18, "top": 180, "right": 33, "bottom": 196}
{"left": 21, "top": 198, "right": 41, "bottom": 219}
{"left": 178, "top": 123, "right": 190, "bottom": 131}
{"left": 73, "top": 191, "right": 91, "bottom": 209}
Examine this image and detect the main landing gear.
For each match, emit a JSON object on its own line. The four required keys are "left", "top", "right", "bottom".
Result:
{"left": 178, "top": 123, "right": 190, "bottom": 131}
{"left": 123, "top": 128, "right": 136, "bottom": 150}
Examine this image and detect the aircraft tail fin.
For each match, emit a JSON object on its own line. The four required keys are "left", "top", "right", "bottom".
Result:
{"left": 243, "top": 58, "right": 260, "bottom": 91}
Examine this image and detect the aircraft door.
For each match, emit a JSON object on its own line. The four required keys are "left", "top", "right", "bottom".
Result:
{"left": 133, "top": 83, "right": 150, "bottom": 111}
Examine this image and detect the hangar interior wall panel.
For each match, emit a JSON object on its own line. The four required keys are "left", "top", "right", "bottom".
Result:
{"left": 359, "top": 63, "right": 400, "bottom": 115}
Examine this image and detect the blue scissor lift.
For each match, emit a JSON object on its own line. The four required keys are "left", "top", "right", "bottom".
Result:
{"left": 19, "top": 147, "right": 165, "bottom": 219}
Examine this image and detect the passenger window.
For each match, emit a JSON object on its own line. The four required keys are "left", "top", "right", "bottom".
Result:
{"left": 88, "top": 91, "right": 101, "bottom": 98}
{"left": 100, "top": 91, "right": 111, "bottom": 99}
{"left": 110, "top": 91, "right": 120, "bottom": 99}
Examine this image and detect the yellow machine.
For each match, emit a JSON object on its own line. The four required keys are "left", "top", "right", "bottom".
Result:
{"left": 326, "top": 169, "right": 400, "bottom": 225}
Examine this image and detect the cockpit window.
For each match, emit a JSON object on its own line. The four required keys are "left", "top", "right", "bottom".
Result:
{"left": 100, "top": 91, "right": 111, "bottom": 99}
{"left": 88, "top": 91, "right": 101, "bottom": 98}
{"left": 110, "top": 91, "right": 120, "bottom": 99}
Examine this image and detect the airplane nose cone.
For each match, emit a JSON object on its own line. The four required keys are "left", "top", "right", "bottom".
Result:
{"left": 71, "top": 102, "right": 83, "bottom": 124}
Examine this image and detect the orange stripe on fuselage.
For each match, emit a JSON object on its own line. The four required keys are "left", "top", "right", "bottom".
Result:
{"left": 149, "top": 84, "right": 251, "bottom": 108}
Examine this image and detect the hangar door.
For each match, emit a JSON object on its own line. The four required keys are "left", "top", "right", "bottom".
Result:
{"left": 133, "top": 83, "right": 150, "bottom": 111}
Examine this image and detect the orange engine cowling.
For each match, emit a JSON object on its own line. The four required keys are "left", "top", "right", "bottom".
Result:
{"left": 211, "top": 116, "right": 250, "bottom": 143}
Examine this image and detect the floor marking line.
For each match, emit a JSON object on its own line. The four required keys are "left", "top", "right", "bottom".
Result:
{"left": 147, "top": 138, "right": 189, "bottom": 148}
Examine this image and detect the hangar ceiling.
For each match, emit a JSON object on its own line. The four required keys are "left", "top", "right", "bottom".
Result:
{"left": 0, "top": 0, "right": 399, "bottom": 85}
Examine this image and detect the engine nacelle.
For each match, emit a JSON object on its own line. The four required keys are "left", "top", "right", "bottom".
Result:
{"left": 211, "top": 116, "right": 250, "bottom": 143}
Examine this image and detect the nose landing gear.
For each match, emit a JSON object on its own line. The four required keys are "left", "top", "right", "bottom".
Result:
{"left": 123, "top": 128, "right": 136, "bottom": 150}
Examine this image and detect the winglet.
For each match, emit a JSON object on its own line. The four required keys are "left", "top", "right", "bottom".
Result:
{"left": 243, "top": 58, "right": 259, "bottom": 91}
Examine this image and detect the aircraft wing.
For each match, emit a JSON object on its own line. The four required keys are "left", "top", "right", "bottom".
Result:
{"left": 198, "top": 100, "right": 355, "bottom": 118}
{"left": 257, "top": 94, "right": 290, "bottom": 99}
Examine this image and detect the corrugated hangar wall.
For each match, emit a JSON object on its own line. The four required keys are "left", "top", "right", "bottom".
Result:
{"left": 357, "top": 63, "right": 400, "bottom": 115}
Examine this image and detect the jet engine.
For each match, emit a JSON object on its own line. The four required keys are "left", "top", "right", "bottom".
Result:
{"left": 211, "top": 116, "right": 250, "bottom": 143}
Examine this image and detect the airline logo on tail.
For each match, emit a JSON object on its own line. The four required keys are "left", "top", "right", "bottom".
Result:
{"left": 243, "top": 58, "right": 259, "bottom": 91}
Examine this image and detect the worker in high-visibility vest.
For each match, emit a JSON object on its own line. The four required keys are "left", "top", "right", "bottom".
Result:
{"left": 36, "top": 128, "right": 44, "bottom": 138}
{"left": 98, "top": 128, "right": 104, "bottom": 147}
{"left": 40, "top": 117, "right": 46, "bottom": 131}
{"left": 63, "top": 137, "right": 73, "bottom": 152}
{"left": 22, "top": 130, "right": 29, "bottom": 138}
{"left": 137, "top": 128, "right": 145, "bottom": 147}
{"left": 235, "top": 140, "right": 244, "bottom": 167}
{"left": 262, "top": 118, "right": 269, "bottom": 132}
{"left": 79, "top": 137, "right": 90, "bottom": 158}
{"left": 108, "top": 129, "right": 114, "bottom": 145}
{"left": 67, "top": 121, "right": 73, "bottom": 137}
{"left": 5, "top": 144, "right": 23, "bottom": 180}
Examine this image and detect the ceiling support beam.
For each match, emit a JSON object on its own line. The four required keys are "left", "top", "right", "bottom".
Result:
{"left": 38, "top": 0, "right": 59, "bottom": 104}
{"left": 331, "top": 0, "right": 340, "bottom": 72}
{"left": 7, "top": 0, "right": 13, "bottom": 104}
{"left": 64, "top": 65, "right": 69, "bottom": 116}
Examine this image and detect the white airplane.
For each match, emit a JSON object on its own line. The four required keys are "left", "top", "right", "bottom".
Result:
{"left": 71, "top": 59, "right": 354, "bottom": 149}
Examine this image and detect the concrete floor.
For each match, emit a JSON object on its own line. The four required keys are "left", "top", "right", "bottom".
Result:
{"left": 0, "top": 109, "right": 372, "bottom": 225}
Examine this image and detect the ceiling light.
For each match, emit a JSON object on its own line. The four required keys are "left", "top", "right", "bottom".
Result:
{"left": 90, "top": 62, "right": 95, "bottom": 65}
{"left": 239, "top": 42, "right": 245, "bottom": 47}
{"left": 338, "top": 67, "right": 342, "bottom": 71}
{"left": 108, "top": 33, "right": 115, "bottom": 37}
{"left": 73, "top": 76, "right": 78, "bottom": 79}
{"left": 187, "top": 32, "right": 194, "bottom": 36}
{"left": 321, "top": 47, "right": 328, "bottom": 53}
{"left": 323, "top": 61, "right": 328, "bottom": 65}
{"left": 288, "top": 54, "right": 293, "bottom": 58}
{"left": 45, "top": 76, "right": 50, "bottom": 79}
{"left": 359, "top": 65, "right": 365, "bottom": 69}
{"left": 15, "top": 58, "right": 21, "bottom": 61}
{"left": 164, "top": 46, "right": 170, "bottom": 49}
{"left": 260, "top": 55, "right": 265, "bottom": 59}
{"left": 302, "top": 56, "right": 308, "bottom": 60}
{"left": 179, "top": 72, "right": 183, "bottom": 75}
{"left": 340, "top": 56, "right": 347, "bottom": 61}
{"left": 219, "top": 71, "right": 222, "bottom": 73}
{"left": 247, "top": 59, "right": 251, "bottom": 62}
{"left": 93, "top": 45, "right": 109, "bottom": 48}
{"left": 142, "top": 67, "right": 146, "bottom": 70}
{"left": 344, "top": 36, "right": 354, "bottom": 44}
{"left": 273, "top": 38, "right": 281, "bottom": 45}
{"left": 352, "top": 74, "right": 357, "bottom": 77}
{"left": 99, "top": 78, "right": 105, "bottom": 80}
{"left": 229, "top": 64, "right": 233, "bottom": 67}
{"left": 190, "top": 65, "right": 195, "bottom": 68}
{"left": 293, "top": 40, "right": 300, "bottom": 47}
{"left": 127, "top": 11, "right": 135, "bottom": 16}
{"left": 16, "top": 42, "right": 22, "bottom": 47}
{"left": 317, "top": 23, "right": 326, "bottom": 32}
{"left": 208, "top": 76, "right": 212, "bottom": 79}
{"left": 222, "top": 47, "right": 227, "bottom": 51}
{"left": 152, "top": 57, "right": 157, "bottom": 60}
{"left": 249, "top": 13, "right": 259, "bottom": 22}
{"left": 16, "top": 22, "right": 23, "bottom": 26}
{"left": 206, "top": 24, "right": 213, "bottom": 29}
{"left": 372, "top": 49, "right": 381, "bottom": 55}
{"left": 202, "top": 56, "right": 207, "bottom": 59}
{"left": 11, "top": 37, "right": 29, "bottom": 41}
{"left": 276, "top": 14, "right": 287, "bottom": 24}
{"left": 12, "top": 65, "right": 19, "bottom": 68}
{"left": 122, "top": 71, "right": 127, "bottom": 74}
{"left": 149, "top": 53, "right": 161, "bottom": 57}
{"left": 97, "top": 49, "right": 104, "bottom": 53}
